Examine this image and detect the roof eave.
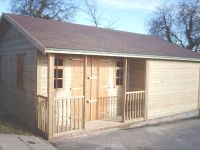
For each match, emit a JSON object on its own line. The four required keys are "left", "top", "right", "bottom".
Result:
{"left": 2, "top": 13, "right": 46, "bottom": 54}
{"left": 45, "top": 48, "right": 200, "bottom": 62}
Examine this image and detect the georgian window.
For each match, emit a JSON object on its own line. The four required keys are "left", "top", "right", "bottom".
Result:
{"left": 17, "top": 54, "right": 25, "bottom": 88}
{"left": 116, "top": 61, "right": 123, "bottom": 85}
{"left": 54, "top": 55, "right": 64, "bottom": 89}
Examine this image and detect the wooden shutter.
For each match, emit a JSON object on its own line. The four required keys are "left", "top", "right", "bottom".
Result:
{"left": 17, "top": 54, "right": 24, "bottom": 88}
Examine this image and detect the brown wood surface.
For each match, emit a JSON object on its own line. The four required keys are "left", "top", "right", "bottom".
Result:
{"left": 148, "top": 60, "right": 200, "bottom": 119}
{"left": 86, "top": 57, "right": 98, "bottom": 120}
{"left": 71, "top": 57, "right": 84, "bottom": 129}
{"left": 0, "top": 20, "right": 37, "bottom": 129}
{"left": 98, "top": 60, "right": 109, "bottom": 119}
{"left": 71, "top": 57, "right": 84, "bottom": 97}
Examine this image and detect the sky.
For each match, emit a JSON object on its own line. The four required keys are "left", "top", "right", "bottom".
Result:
{"left": 0, "top": 0, "right": 170, "bottom": 34}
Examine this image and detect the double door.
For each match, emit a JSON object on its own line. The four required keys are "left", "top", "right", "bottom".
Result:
{"left": 71, "top": 57, "right": 109, "bottom": 121}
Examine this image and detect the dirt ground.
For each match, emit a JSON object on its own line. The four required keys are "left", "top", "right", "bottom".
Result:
{"left": 54, "top": 118, "right": 200, "bottom": 150}
{"left": 0, "top": 109, "right": 32, "bottom": 135}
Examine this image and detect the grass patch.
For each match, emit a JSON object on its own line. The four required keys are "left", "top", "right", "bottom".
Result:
{"left": 0, "top": 111, "right": 33, "bottom": 135}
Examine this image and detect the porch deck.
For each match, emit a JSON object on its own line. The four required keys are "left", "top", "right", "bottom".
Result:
{"left": 86, "top": 117, "right": 122, "bottom": 130}
{"left": 37, "top": 90, "right": 146, "bottom": 137}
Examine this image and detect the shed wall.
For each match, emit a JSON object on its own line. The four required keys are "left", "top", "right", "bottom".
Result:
{"left": 127, "top": 58, "right": 145, "bottom": 91}
{"left": 0, "top": 20, "right": 36, "bottom": 128}
{"left": 37, "top": 51, "right": 48, "bottom": 97}
{"left": 147, "top": 60, "right": 200, "bottom": 119}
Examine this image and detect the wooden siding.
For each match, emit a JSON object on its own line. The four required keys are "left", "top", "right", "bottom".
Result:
{"left": 37, "top": 55, "right": 125, "bottom": 123}
{"left": 127, "top": 58, "right": 145, "bottom": 91}
{"left": 0, "top": 20, "right": 37, "bottom": 128}
{"left": 37, "top": 51, "right": 48, "bottom": 97}
{"left": 147, "top": 60, "right": 200, "bottom": 119}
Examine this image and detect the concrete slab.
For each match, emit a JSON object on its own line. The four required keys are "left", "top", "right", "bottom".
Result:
{"left": 0, "top": 134, "right": 58, "bottom": 150}
{"left": 0, "top": 110, "right": 5, "bottom": 115}
{"left": 54, "top": 118, "right": 200, "bottom": 150}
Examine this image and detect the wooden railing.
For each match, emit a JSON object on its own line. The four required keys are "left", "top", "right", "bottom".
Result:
{"left": 125, "top": 91, "right": 145, "bottom": 120}
{"left": 37, "top": 92, "right": 145, "bottom": 135}
{"left": 37, "top": 95, "right": 48, "bottom": 134}
{"left": 98, "top": 96, "right": 122, "bottom": 119}
{"left": 53, "top": 96, "right": 85, "bottom": 134}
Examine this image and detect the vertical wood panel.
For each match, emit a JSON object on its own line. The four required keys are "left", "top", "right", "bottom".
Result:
{"left": 122, "top": 58, "right": 127, "bottom": 122}
{"left": 144, "top": 60, "right": 149, "bottom": 120}
{"left": 47, "top": 54, "right": 54, "bottom": 138}
{"left": 83, "top": 56, "right": 87, "bottom": 129}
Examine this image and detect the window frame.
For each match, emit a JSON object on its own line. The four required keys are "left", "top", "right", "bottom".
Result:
{"left": 115, "top": 60, "right": 124, "bottom": 86}
{"left": 54, "top": 55, "right": 64, "bottom": 89}
{"left": 16, "top": 54, "right": 25, "bottom": 89}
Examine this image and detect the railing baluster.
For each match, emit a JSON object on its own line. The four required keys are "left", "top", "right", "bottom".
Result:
{"left": 78, "top": 98, "right": 80, "bottom": 130}
{"left": 131, "top": 94, "right": 133, "bottom": 119}
{"left": 66, "top": 98, "right": 68, "bottom": 132}
{"left": 103, "top": 97, "right": 105, "bottom": 118}
{"left": 137, "top": 93, "right": 138, "bottom": 118}
{"left": 57, "top": 99, "right": 60, "bottom": 133}
{"left": 124, "top": 91, "right": 145, "bottom": 121}
{"left": 138, "top": 93, "right": 140, "bottom": 118}
{"left": 74, "top": 98, "right": 76, "bottom": 130}
{"left": 134, "top": 93, "right": 136, "bottom": 119}
{"left": 82, "top": 97, "right": 84, "bottom": 129}
{"left": 128, "top": 94, "right": 131, "bottom": 120}
{"left": 62, "top": 99, "right": 64, "bottom": 132}
{"left": 140, "top": 93, "right": 141, "bottom": 118}
{"left": 70, "top": 98, "right": 72, "bottom": 131}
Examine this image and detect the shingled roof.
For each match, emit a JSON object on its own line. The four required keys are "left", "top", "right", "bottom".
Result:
{"left": 2, "top": 13, "right": 200, "bottom": 61}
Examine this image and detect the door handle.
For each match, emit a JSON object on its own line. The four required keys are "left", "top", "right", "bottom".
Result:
{"left": 87, "top": 99, "right": 97, "bottom": 103}
{"left": 88, "top": 76, "right": 97, "bottom": 80}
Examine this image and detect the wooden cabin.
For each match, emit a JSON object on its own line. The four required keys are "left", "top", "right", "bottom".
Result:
{"left": 0, "top": 13, "right": 200, "bottom": 139}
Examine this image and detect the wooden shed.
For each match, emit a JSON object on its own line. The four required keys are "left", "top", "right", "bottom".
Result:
{"left": 0, "top": 13, "right": 200, "bottom": 139}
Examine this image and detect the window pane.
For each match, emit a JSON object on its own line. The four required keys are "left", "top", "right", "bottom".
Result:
{"left": 58, "top": 69, "right": 63, "bottom": 78}
{"left": 116, "top": 78, "right": 120, "bottom": 85}
{"left": 120, "top": 78, "right": 123, "bottom": 85}
{"left": 116, "top": 70, "right": 120, "bottom": 77}
{"left": 57, "top": 79, "right": 63, "bottom": 88}
{"left": 54, "top": 79, "right": 57, "bottom": 88}
{"left": 57, "top": 58, "right": 63, "bottom": 66}
{"left": 116, "top": 78, "right": 123, "bottom": 85}
{"left": 54, "top": 58, "right": 57, "bottom": 66}
{"left": 116, "top": 69, "right": 123, "bottom": 77}
{"left": 117, "top": 61, "right": 123, "bottom": 67}
{"left": 55, "top": 57, "right": 63, "bottom": 66}
{"left": 54, "top": 69, "right": 57, "bottom": 78}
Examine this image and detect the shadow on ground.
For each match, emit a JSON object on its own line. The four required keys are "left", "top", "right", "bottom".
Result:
{"left": 0, "top": 110, "right": 33, "bottom": 135}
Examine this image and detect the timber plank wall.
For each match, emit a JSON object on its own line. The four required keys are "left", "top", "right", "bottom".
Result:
{"left": 147, "top": 60, "right": 200, "bottom": 119}
{"left": 127, "top": 58, "right": 145, "bottom": 91}
{"left": 0, "top": 20, "right": 37, "bottom": 129}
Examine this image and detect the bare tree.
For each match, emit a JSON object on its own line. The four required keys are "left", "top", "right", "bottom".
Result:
{"left": 148, "top": 0, "right": 200, "bottom": 51}
{"left": 83, "top": 0, "right": 119, "bottom": 28}
{"left": 10, "top": 0, "right": 78, "bottom": 21}
{"left": 84, "top": 0, "right": 100, "bottom": 27}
